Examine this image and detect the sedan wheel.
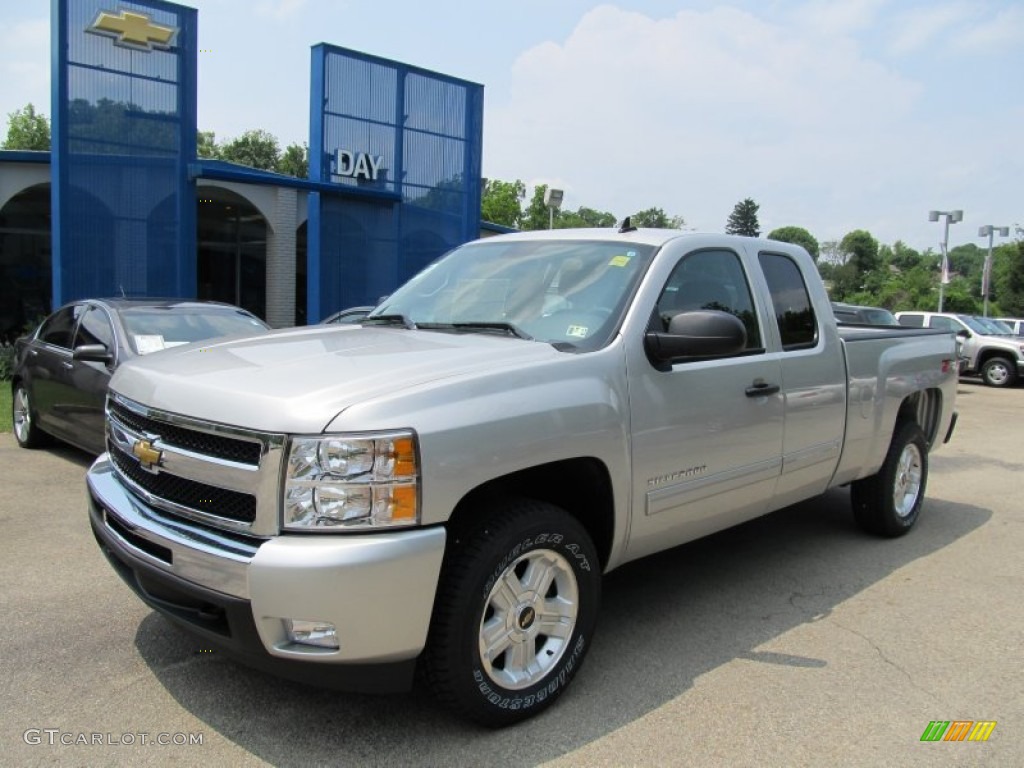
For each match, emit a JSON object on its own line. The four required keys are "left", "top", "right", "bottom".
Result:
{"left": 12, "top": 385, "right": 47, "bottom": 449}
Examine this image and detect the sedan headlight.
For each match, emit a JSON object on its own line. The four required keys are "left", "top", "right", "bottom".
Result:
{"left": 283, "top": 431, "right": 419, "bottom": 530}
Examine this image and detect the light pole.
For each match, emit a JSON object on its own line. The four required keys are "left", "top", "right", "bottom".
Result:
{"left": 978, "top": 225, "right": 1010, "bottom": 317}
{"left": 928, "top": 209, "right": 963, "bottom": 312}
{"left": 544, "top": 187, "right": 563, "bottom": 230}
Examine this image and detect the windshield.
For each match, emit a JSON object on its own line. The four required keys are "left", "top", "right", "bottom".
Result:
{"left": 121, "top": 307, "right": 269, "bottom": 355}
{"left": 370, "top": 239, "right": 657, "bottom": 350}
{"left": 961, "top": 315, "right": 1010, "bottom": 335}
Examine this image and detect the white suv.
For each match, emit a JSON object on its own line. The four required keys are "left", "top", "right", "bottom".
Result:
{"left": 896, "top": 311, "right": 1024, "bottom": 387}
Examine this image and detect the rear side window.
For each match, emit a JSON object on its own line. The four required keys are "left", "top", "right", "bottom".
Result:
{"left": 758, "top": 252, "right": 817, "bottom": 349}
{"left": 898, "top": 314, "right": 924, "bottom": 327}
{"left": 928, "top": 316, "right": 963, "bottom": 333}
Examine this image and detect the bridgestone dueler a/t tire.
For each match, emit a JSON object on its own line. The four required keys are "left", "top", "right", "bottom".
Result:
{"left": 423, "top": 499, "right": 600, "bottom": 727}
{"left": 851, "top": 421, "right": 928, "bottom": 538}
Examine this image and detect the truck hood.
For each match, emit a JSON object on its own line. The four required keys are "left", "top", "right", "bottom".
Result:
{"left": 110, "top": 325, "right": 565, "bottom": 434}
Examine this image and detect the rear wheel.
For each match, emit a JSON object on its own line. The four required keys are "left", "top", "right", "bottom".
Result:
{"left": 851, "top": 421, "right": 928, "bottom": 537}
{"left": 423, "top": 499, "right": 600, "bottom": 727}
{"left": 981, "top": 357, "right": 1016, "bottom": 388}
{"left": 12, "top": 384, "right": 48, "bottom": 449}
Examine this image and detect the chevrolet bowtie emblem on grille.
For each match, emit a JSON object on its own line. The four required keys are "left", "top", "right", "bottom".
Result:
{"left": 87, "top": 9, "right": 177, "bottom": 52}
{"left": 132, "top": 439, "right": 163, "bottom": 471}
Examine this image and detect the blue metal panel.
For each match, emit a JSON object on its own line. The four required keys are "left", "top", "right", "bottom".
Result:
{"left": 51, "top": 0, "right": 196, "bottom": 306}
{"left": 307, "top": 44, "right": 483, "bottom": 321}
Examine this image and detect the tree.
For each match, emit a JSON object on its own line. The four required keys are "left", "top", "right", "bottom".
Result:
{"left": 481, "top": 178, "right": 525, "bottom": 228}
{"left": 560, "top": 206, "right": 617, "bottom": 228}
{"left": 197, "top": 130, "right": 220, "bottom": 159}
{"left": 219, "top": 129, "right": 280, "bottom": 171}
{"left": 277, "top": 142, "right": 308, "bottom": 178}
{"left": 840, "top": 229, "right": 880, "bottom": 278}
{"left": 991, "top": 240, "right": 1024, "bottom": 316}
{"left": 521, "top": 184, "right": 552, "bottom": 231}
{"left": 3, "top": 103, "right": 51, "bottom": 150}
{"left": 630, "top": 207, "right": 684, "bottom": 229}
{"left": 767, "top": 226, "right": 819, "bottom": 260}
{"left": 819, "top": 240, "right": 847, "bottom": 266}
{"left": 725, "top": 198, "right": 760, "bottom": 237}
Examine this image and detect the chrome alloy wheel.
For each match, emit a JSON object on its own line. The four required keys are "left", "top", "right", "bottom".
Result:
{"left": 13, "top": 387, "right": 31, "bottom": 444}
{"left": 478, "top": 549, "right": 579, "bottom": 690}
{"left": 893, "top": 442, "right": 923, "bottom": 518}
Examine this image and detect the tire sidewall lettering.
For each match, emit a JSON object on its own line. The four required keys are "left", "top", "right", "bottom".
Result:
{"left": 473, "top": 634, "right": 587, "bottom": 712}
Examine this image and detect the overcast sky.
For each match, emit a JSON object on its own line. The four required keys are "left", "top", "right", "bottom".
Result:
{"left": 2, "top": 0, "right": 1021, "bottom": 252}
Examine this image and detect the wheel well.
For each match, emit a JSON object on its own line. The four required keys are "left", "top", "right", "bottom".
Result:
{"left": 897, "top": 389, "right": 942, "bottom": 447}
{"left": 977, "top": 349, "right": 1013, "bottom": 368}
{"left": 446, "top": 458, "right": 615, "bottom": 570}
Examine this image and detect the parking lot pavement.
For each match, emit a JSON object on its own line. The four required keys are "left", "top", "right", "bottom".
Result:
{"left": 1, "top": 381, "right": 1021, "bottom": 767}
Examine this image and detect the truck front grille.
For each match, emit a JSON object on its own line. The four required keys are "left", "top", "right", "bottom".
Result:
{"left": 108, "top": 399, "right": 262, "bottom": 466}
{"left": 106, "top": 393, "right": 285, "bottom": 536}
{"left": 110, "top": 445, "right": 257, "bottom": 524}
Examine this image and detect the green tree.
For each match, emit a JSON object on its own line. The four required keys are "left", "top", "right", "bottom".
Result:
{"left": 277, "top": 142, "right": 308, "bottom": 178}
{"left": 522, "top": 184, "right": 553, "bottom": 231}
{"left": 725, "top": 198, "right": 760, "bottom": 236}
{"left": 888, "top": 240, "right": 924, "bottom": 271}
{"left": 559, "top": 206, "right": 617, "bottom": 228}
{"left": 630, "top": 207, "right": 684, "bottom": 229}
{"left": 197, "top": 130, "right": 220, "bottom": 159}
{"left": 2, "top": 103, "right": 50, "bottom": 150}
{"left": 767, "top": 225, "right": 819, "bottom": 260}
{"left": 991, "top": 240, "right": 1024, "bottom": 316}
{"left": 840, "top": 229, "right": 880, "bottom": 279}
{"left": 481, "top": 178, "right": 525, "bottom": 228}
{"left": 219, "top": 129, "right": 280, "bottom": 170}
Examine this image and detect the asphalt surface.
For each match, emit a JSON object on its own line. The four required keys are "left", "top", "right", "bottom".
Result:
{"left": 1, "top": 380, "right": 1021, "bottom": 767}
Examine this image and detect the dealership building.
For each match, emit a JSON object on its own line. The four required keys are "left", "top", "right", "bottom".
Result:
{"left": 0, "top": 0, "right": 503, "bottom": 339}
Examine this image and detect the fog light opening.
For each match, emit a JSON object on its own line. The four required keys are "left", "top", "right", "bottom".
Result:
{"left": 283, "top": 618, "right": 340, "bottom": 650}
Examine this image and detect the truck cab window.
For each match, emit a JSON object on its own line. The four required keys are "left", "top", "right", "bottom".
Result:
{"left": 759, "top": 252, "right": 817, "bottom": 349}
{"left": 651, "top": 249, "right": 761, "bottom": 352}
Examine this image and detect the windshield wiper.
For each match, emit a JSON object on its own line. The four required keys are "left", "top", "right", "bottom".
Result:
{"left": 361, "top": 314, "right": 417, "bottom": 329}
{"left": 418, "top": 321, "right": 533, "bottom": 340}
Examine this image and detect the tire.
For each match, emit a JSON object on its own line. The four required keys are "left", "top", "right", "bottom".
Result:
{"left": 423, "top": 499, "right": 600, "bottom": 727}
{"left": 981, "top": 357, "right": 1016, "bottom": 388}
{"left": 850, "top": 421, "right": 928, "bottom": 538}
{"left": 12, "top": 383, "right": 48, "bottom": 449}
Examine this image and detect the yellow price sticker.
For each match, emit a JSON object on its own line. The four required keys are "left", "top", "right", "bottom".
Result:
{"left": 609, "top": 255, "right": 631, "bottom": 267}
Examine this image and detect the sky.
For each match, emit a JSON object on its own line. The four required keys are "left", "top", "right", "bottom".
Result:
{"left": 2, "top": 0, "right": 1021, "bottom": 253}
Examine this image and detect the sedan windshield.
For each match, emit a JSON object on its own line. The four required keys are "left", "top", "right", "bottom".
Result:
{"left": 120, "top": 307, "right": 268, "bottom": 355}
{"left": 370, "top": 239, "right": 657, "bottom": 350}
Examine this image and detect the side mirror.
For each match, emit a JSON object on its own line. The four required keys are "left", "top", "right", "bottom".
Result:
{"left": 73, "top": 344, "right": 113, "bottom": 364}
{"left": 956, "top": 329, "right": 970, "bottom": 338}
{"left": 645, "top": 310, "right": 747, "bottom": 363}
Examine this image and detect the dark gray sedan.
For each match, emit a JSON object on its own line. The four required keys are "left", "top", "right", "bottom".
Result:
{"left": 11, "top": 299, "right": 270, "bottom": 454}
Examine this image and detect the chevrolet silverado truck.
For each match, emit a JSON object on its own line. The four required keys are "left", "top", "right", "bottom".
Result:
{"left": 86, "top": 228, "right": 958, "bottom": 726}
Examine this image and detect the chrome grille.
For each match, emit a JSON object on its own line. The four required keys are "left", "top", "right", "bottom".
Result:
{"left": 110, "top": 444, "right": 256, "bottom": 524}
{"left": 108, "top": 398, "right": 262, "bottom": 466}
{"left": 106, "top": 393, "right": 286, "bottom": 536}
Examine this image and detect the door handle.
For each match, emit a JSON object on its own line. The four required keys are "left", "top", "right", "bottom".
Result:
{"left": 62, "top": 361, "right": 74, "bottom": 370}
{"left": 745, "top": 379, "right": 780, "bottom": 397}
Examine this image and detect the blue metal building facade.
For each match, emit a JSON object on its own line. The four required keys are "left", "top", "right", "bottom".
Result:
{"left": 51, "top": 0, "right": 197, "bottom": 305}
{"left": 46, "top": 3, "right": 484, "bottom": 322}
{"left": 308, "top": 44, "right": 484, "bottom": 321}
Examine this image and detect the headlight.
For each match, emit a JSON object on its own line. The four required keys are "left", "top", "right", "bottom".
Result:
{"left": 283, "top": 431, "right": 419, "bottom": 530}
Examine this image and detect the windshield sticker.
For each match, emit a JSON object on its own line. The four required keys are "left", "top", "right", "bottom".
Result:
{"left": 133, "top": 334, "right": 166, "bottom": 355}
{"left": 566, "top": 325, "right": 589, "bottom": 338}
{"left": 609, "top": 255, "right": 631, "bottom": 267}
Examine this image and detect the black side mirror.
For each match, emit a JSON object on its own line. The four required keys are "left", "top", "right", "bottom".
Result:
{"left": 645, "top": 310, "right": 747, "bottom": 363}
{"left": 73, "top": 344, "right": 113, "bottom": 364}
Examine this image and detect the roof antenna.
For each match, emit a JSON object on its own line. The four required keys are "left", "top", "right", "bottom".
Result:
{"left": 618, "top": 216, "right": 636, "bottom": 233}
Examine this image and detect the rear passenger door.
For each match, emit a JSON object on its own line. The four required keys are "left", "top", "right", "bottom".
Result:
{"left": 28, "top": 305, "right": 82, "bottom": 440}
{"left": 756, "top": 250, "right": 847, "bottom": 509}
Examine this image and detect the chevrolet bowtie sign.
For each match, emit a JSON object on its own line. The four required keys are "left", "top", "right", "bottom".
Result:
{"left": 87, "top": 9, "right": 177, "bottom": 52}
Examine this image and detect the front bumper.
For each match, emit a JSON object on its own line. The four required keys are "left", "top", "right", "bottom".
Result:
{"left": 87, "top": 455, "right": 446, "bottom": 693}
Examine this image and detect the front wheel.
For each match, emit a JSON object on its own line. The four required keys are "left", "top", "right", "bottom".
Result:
{"left": 850, "top": 421, "right": 928, "bottom": 537}
{"left": 981, "top": 357, "right": 1016, "bottom": 387}
{"left": 423, "top": 499, "right": 600, "bottom": 727}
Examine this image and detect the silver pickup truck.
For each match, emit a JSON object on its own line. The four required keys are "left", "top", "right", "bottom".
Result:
{"left": 86, "top": 229, "right": 958, "bottom": 726}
